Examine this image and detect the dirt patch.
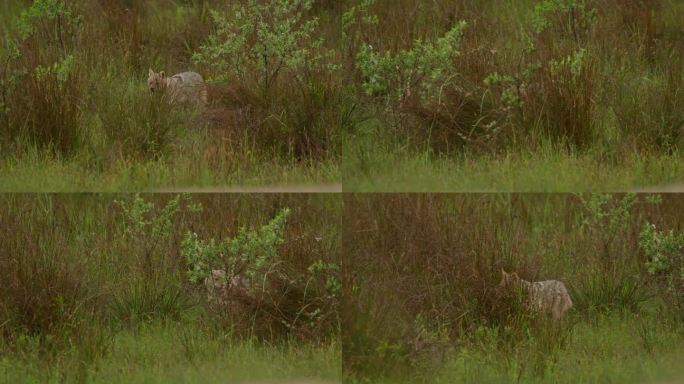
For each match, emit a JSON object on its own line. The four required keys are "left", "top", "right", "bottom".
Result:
{"left": 148, "top": 183, "right": 342, "bottom": 193}
{"left": 632, "top": 184, "right": 684, "bottom": 193}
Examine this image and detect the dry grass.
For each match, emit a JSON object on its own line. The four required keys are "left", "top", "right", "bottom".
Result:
{"left": 343, "top": 193, "right": 684, "bottom": 382}
{"left": 0, "top": 0, "right": 344, "bottom": 189}
{"left": 0, "top": 194, "right": 341, "bottom": 345}
{"left": 350, "top": 0, "right": 682, "bottom": 152}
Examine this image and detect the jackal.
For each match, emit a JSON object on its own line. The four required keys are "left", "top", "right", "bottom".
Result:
{"left": 204, "top": 269, "right": 249, "bottom": 306}
{"left": 500, "top": 269, "right": 573, "bottom": 320}
{"left": 147, "top": 69, "right": 208, "bottom": 105}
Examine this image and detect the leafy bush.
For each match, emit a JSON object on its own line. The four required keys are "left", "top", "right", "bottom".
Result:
{"left": 117, "top": 194, "right": 181, "bottom": 253}
{"left": 639, "top": 222, "right": 684, "bottom": 317}
{"left": 182, "top": 207, "right": 291, "bottom": 284}
{"left": 192, "top": 0, "right": 331, "bottom": 97}
{"left": 341, "top": 0, "right": 378, "bottom": 58}
{"left": 478, "top": 0, "right": 599, "bottom": 149}
{"left": 356, "top": 20, "right": 467, "bottom": 107}
{"left": 182, "top": 207, "right": 339, "bottom": 340}
{"left": 532, "top": 0, "right": 596, "bottom": 41}
{"left": 308, "top": 259, "right": 341, "bottom": 299}
{"left": 352, "top": 13, "right": 509, "bottom": 152}
{"left": 640, "top": 223, "right": 684, "bottom": 275}
{"left": 579, "top": 193, "right": 637, "bottom": 233}
{"left": 191, "top": 0, "right": 341, "bottom": 161}
{"left": 15, "top": 0, "right": 82, "bottom": 44}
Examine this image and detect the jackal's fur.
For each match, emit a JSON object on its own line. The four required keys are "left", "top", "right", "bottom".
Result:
{"left": 500, "top": 269, "right": 573, "bottom": 320}
{"left": 204, "top": 269, "right": 249, "bottom": 306}
{"left": 147, "top": 68, "right": 208, "bottom": 105}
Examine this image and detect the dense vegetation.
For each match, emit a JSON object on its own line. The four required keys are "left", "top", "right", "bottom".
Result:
{"left": 344, "top": 194, "right": 684, "bottom": 382}
{"left": 0, "top": 0, "right": 346, "bottom": 191}
{"left": 342, "top": 0, "right": 684, "bottom": 191}
{"left": 2, "top": 0, "right": 683, "bottom": 190}
{"left": 0, "top": 194, "right": 341, "bottom": 382}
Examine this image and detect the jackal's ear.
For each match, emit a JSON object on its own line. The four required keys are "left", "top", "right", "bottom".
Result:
{"left": 159, "top": 71, "right": 166, "bottom": 79}
{"left": 148, "top": 68, "right": 154, "bottom": 76}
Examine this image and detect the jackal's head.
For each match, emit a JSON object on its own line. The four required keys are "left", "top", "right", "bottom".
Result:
{"left": 499, "top": 269, "right": 521, "bottom": 288}
{"left": 147, "top": 68, "right": 166, "bottom": 93}
{"left": 205, "top": 269, "right": 227, "bottom": 291}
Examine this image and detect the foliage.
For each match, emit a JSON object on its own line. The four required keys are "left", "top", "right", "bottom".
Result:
{"left": 181, "top": 207, "right": 291, "bottom": 284}
{"left": 181, "top": 206, "right": 340, "bottom": 339}
{"left": 192, "top": 0, "right": 332, "bottom": 96}
{"left": 640, "top": 223, "right": 684, "bottom": 275}
{"left": 639, "top": 221, "right": 684, "bottom": 318}
{"left": 355, "top": 20, "right": 467, "bottom": 107}
{"left": 117, "top": 194, "right": 181, "bottom": 243}
{"left": 112, "top": 194, "right": 201, "bottom": 323}
{"left": 532, "top": 0, "right": 596, "bottom": 40}
{"left": 341, "top": 0, "right": 378, "bottom": 41}
{"left": 579, "top": 193, "right": 637, "bottom": 233}
{"left": 483, "top": 72, "right": 522, "bottom": 111}
{"left": 549, "top": 48, "right": 587, "bottom": 80}
{"left": 308, "top": 259, "right": 341, "bottom": 298}
{"left": 16, "top": 0, "right": 82, "bottom": 46}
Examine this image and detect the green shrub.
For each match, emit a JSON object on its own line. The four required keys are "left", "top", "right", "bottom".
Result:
{"left": 355, "top": 20, "right": 467, "bottom": 107}
{"left": 480, "top": 0, "right": 599, "bottom": 149}
{"left": 639, "top": 222, "right": 684, "bottom": 317}
{"left": 640, "top": 223, "right": 684, "bottom": 275}
{"left": 579, "top": 193, "right": 637, "bottom": 233}
{"left": 181, "top": 207, "right": 339, "bottom": 340}
{"left": 182, "top": 207, "right": 291, "bottom": 284}
{"left": 532, "top": 0, "right": 596, "bottom": 41}
{"left": 192, "top": 0, "right": 332, "bottom": 98}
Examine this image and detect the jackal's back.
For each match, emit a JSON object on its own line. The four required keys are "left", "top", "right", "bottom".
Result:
{"left": 167, "top": 71, "right": 207, "bottom": 105}
{"left": 529, "top": 280, "right": 573, "bottom": 320}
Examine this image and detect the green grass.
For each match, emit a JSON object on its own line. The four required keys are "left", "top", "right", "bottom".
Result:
{"left": 0, "top": 0, "right": 342, "bottom": 192}
{"left": 343, "top": 194, "right": 684, "bottom": 383}
{"left": 0, "top": 321, "right": 340, "bottom": 384}
{"left": 389, "top": 312, "right": 684, "bottom": 384}
{"left": 0, "top": 151, "right": 339, "bottom": 192}
{"left": 343, "top": 145, "right": 684, "bottom": 192}
{"left": 0, "top": 194, "right": 341, "bottom": 383}
{"left": 339, "top": 0, "right": 684, "bottom": 192}
{"left": 2, "top": 0, "right": 684, "bottom": 190}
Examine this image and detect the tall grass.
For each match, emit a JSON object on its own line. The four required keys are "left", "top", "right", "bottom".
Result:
{"left": 344, "top": 0, "right": 683, "bottom": 151}
{"left": 343, "top": 193, "right": 684, "bottom": 382}
{"left": 341, "top": 0, "right": 684, "bottom": 190}
{"left": 0, "top": 0, "right": 345, "bottom": 189}
{"left": 1, "top": 0, "right": 682, "bottom": 189}
{"left": 0, "top": 193, "right": 341, "bottom": 381}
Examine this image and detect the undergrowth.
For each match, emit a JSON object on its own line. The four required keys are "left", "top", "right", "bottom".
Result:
{"left": 344, "top": 193, "right": 684, "bottom": 382}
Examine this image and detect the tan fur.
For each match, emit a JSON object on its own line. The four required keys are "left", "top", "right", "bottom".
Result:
{"left": 500, "top": 269, "right": 573, "bottom": 320}
{"left": 147, "top": 68, "right": 208, "bottom": 105}
{"left": 204, "top": 269, "right": 249, "bottom": 306}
